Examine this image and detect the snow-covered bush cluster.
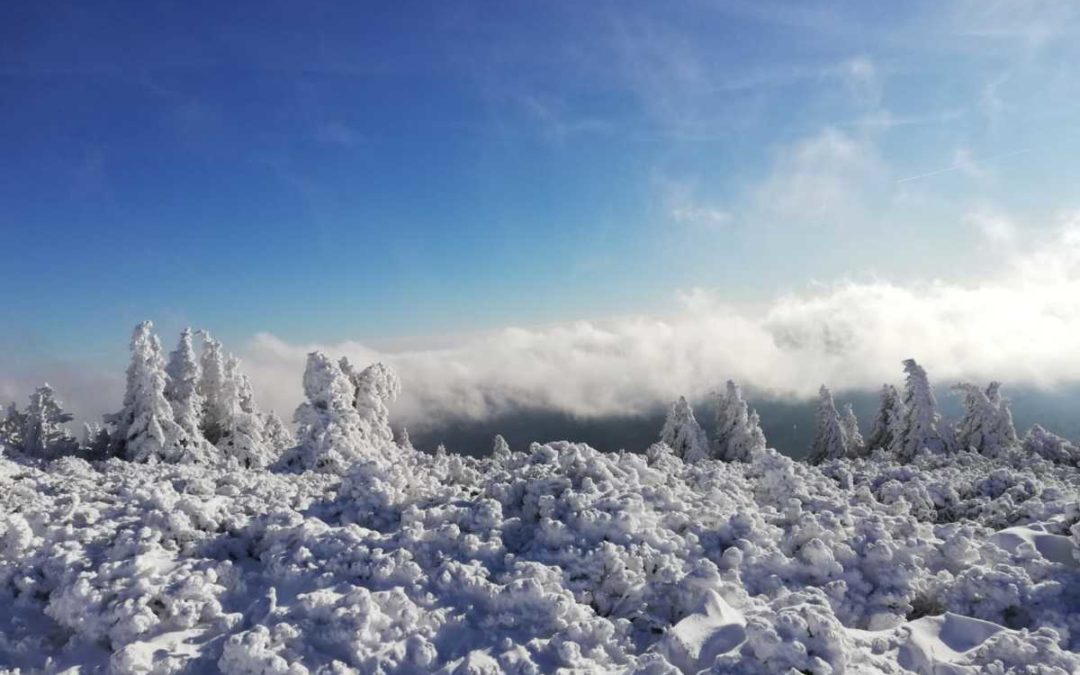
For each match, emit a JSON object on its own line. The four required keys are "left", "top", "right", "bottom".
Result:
{"left": 3, "top": 323, "right": 1080, "bottom": 673}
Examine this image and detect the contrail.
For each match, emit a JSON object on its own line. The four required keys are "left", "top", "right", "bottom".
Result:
{"left": 896, "top": 149, "right": 1029, "bottom": 184}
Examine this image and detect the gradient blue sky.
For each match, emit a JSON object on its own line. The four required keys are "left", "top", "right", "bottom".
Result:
{"left": 3, "top": 1, "right": 1079, "bottom": 369}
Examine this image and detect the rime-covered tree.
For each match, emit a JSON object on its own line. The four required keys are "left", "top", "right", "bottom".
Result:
{"left": 660, "top": 396, "right": 710, "bottom": 462}
{"left": 233, "top": 361, "right": 258, "bottom": 416}
{"left": 262, "top": 410, "right": 294, "bottom": 456}
{"left": 0, "top": 403, "right": 26, "bottom": 452}
{"left": 82, "top": 422, "right": 111, "bottom": 457}
{"left": 896, "top": 359, "right": 946, "bottom": 462}
{"left": 954, "top": 381, "right": 1018, "bottom": 456}
{"left": 492, "top": 433, "right": 510, "bottom": 460}
{"left": 284, "top": 352, "right": 368, "bottom": 472}
{"left": 107, "top": 321, "right": 199, "bottom": 462}
{"left": 953, "top": 382, "right": 993, "bottom": 453}
{"left": 808, "top": 385, "right": 847, "bottom": 465}
{"left": 397, "top": 426, "right": 414, "bottom": 451}
{"left": 21, "top": 384, "right": 78, "bottom": 458}
{"left": 197, "top": 333, "right": 230, "bottom": 445}
{"left": 865, "top": 384, "right": 905, "bottom": 453}
{"left": 164, "top": 328, "right": 204, "bottom": 438}
{"left": 340, "top": 358, "right": 400, "bottom": 448}
{"left": 212, "top": 355, "right": 266, "bottom": 467}
{"left": 713, "top": 380, "right": 766, "bottom": 462}
{"left": 840, "top": 403, "right": 865, "bottom": 458}
{"left": 985, "top": 382, "right": 1017, "bottom": 447}
{"left": 196, "top": 335, "right": 288, "bottom": 467}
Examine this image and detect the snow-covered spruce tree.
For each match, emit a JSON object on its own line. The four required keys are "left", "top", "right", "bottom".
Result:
{"left": 840, "top": 402, "right": 865, "bottom": 458}
{"left": 212, "top": 355, "right": 273, "bottom": 468}
{"left": 954, "top": 381, "right": 1018, "bottom": 456}
{"left": 985, "top": 381, "right": 1018, "bottom": 447}
{"left": 193, "top": 333, "right": 289, "bottom": 467}
{"left": 808, "top": 385, "right": 847, "bottom": 465}
{"left": 82, "top": 422, "right": 111, "bottom": 457}
{"left": 895, "top": 358, "right": 946, "bottom": 462}
{"left": 865, "top": 384, "right": 905, "bottom": 453}
{"left": 340, "top": 358, "right": 400, "bottom": 448}
{"left": 284, "top": 352, "right": 369, "bottom": 472}
{"left": 492, "top": 433, "right": 510, "bottom": 460}
{"left": 164, "top": 328, "right": 204, "bottom": 438}
{"left": 953, "top": 382, "right": 992, "bottom": 453}
{"left": 106, "top": 321, "right": 200, "bottom": 462}
{"left": 197, "top": 332, "right": 230, "bottom": 445}
{"left": 659, "top": 396, "right": 710, "bottom": 462}
{"left": 713, "top": 380, "right": 766, "bottom": 462}
{"left": 262, "top": 410, "right": 295, "bottom": 456}
{"left": 21, "top": 384, "right": 78, "bottom": 458}
{"left": 0, "top": 402, "right": 26, "bottom": 452}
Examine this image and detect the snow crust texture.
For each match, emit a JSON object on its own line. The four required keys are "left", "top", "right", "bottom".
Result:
{"left": 3, "top": 438, "right": 1080, "bottom": 674}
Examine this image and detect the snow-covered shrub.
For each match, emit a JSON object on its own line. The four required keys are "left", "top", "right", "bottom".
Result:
{"left": 1024, "top": 424, "right": 1080, "bottom": 465}
{"left": 340, "top": 358, "right": 400, "bottom": 448}
{"left": 282, "top": 353, "right": 372, "bottom": 472}
{"left": 281, "top": 353, "right": 400, "bottom": 473}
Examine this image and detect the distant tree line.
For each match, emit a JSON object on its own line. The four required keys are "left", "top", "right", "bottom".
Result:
{"left": 0, "top": 321, "right": 398, "bottom": 472}
{"left": 660, "top": 358, "right": 1080, "bottom": 466}
{"left": 4, "top": 324, "right": 1079, "bottom": 470}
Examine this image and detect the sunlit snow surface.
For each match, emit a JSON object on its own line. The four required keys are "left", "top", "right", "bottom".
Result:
{"left": 3, "top": 443, "right": 1080, "bottom": 674}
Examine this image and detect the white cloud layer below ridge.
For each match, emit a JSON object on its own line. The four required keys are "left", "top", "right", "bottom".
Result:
{"left": 233, "top": 214, "right": 1080, "bottom": 431}
{"left": 6, "top": 215, "right": 1080, "bottom": 434}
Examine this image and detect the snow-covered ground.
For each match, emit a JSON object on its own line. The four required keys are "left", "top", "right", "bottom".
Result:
{"left": 4, "top": 439, "right": 1080, "bottom": 674}
{"left": 3, "top": 323, "right": 1080, "bottom": 673}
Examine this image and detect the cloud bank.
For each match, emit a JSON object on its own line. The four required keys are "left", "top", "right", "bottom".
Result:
{"left": 7, "top": 215, "right": 1080, "bottom": 436}
{"left": 231, "top": 215, "right": 1080, "bottom": 432}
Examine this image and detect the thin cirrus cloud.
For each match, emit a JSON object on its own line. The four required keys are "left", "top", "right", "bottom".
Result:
{"left": 233, "top": 213, "right": 1080, "bottom": 433}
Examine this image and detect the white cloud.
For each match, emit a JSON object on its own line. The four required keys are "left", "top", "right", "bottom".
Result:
{"left": 30, "top": 217, "right": 1070, "bottom": 444}
{"left": 965, "top": 208, "right": 1016, "bottom": 245}
{"left": 12, "top": 215, "right": 1080, "bottom": 437}
{"left": 224, "top": 214, "right": 1080, "bottom": 433}
{"left": 755, "top": 128, "right": 883, "bottom": 225}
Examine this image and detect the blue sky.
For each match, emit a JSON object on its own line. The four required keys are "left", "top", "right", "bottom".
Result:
{"left": 3, "top": 1, "right": 1080, "bottom": 371}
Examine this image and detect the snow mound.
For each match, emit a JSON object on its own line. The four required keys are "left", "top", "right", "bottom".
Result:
{"left": 898, "top": 613, "right": 1005, "bottom": 674}
{"left": 654, "top": 589, "right": 746, "bottom": 672}
{"left": 990, "top": 526, "right": 1080, "bottom": 569}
